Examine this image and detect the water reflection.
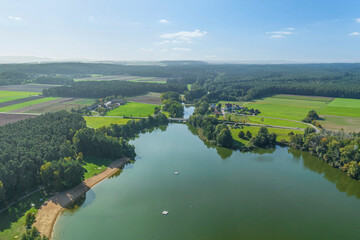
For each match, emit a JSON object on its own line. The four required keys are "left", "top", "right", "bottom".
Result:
{"left": 288, "top": 148, "right": 360, "bottom": 199}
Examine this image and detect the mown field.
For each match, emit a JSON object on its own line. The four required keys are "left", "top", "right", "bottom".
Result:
{"left": 318, "top": 98, "right": 360, "bottom": 118}
{"left": 25, "top": 98, "right": 95, "bottom": 114}
{"left": 84, "top": 116, "right": 133, "bottom": 129}
{"left": 245, "top": 95, "right": 330, "bottom": 121}
{"left": 220, "top": 95, "right": 360, "bottom": 132}
{"left": 0, "top": 90, "right": 40, "bottom": 103}
{"left": 106, "top": 102, "right": 157, "bottom": 117}
{"left": 0, "top": 97, "right": 58, "bottom": 112}
{"left": 230, "top": 126, "right": 303, "bottom": 145}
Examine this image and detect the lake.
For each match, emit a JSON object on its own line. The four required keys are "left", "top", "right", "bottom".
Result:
{"left": 53, "top": 123, "right": 360, "bottom": 240}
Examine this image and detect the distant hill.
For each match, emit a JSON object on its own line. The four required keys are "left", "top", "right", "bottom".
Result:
{"left": 0, "top": 56, "right": 54, "bottom": 63}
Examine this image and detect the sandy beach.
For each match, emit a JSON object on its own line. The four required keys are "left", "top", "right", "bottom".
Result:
{"left": 34, "top": 157, "right": 129, "bottom": 239}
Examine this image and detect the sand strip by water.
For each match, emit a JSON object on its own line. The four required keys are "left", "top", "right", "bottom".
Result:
{"left": 34, "top": 157, "right": 129, "bottom": 239}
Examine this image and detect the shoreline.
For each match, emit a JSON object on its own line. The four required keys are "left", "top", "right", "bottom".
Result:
{"left": 34, "top": 157, "right": 130, "bottom": 239}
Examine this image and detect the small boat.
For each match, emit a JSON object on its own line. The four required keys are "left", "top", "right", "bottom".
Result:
{"left": 162, "top": 210, "right": 169, "bottom": 215}
{"left": 174, "top": 171, "right": 179, "bottom": 175}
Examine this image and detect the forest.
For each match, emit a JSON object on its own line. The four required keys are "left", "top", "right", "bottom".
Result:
{"left": 1, "top": 62, "right": 360, "bottom": 101}
{"left": 289, "top": 129, "right": 360, "bottom": 180}
{"left": 0, "top": 111, "right": 169, "bottom": 209}
{"left": 43, "top": 81, "right": 187, "bottom": 98}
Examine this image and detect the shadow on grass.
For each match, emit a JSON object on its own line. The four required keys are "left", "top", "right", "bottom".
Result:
{"left": 0, "top": 190, "right": 48, "bottom": 232}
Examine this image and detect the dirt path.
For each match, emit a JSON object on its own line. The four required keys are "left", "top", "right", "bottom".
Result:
{"left": 34, "top": 157, "right": 130, "bottom": 239}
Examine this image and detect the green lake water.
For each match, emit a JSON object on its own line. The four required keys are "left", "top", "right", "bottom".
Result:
{"left": 53, "top": 123, "right": 360, "bottom": 240}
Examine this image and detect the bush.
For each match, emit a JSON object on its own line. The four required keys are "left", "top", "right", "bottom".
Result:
{"left": 238, "top": 131, "right": 245, "bottom": 139}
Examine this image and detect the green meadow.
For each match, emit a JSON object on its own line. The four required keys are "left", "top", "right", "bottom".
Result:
{"left": 318, "top": 98, "right": 360, "bottom": 118}
{"left": 83, "top": 157, "right": 114, "bottom": 179}
{"left": 0, "top": 97, "right": 58, "bottom": 112}
{"left": 84, "top": 116, "right": 133, "bottom": 129}
{"left": 106, "top": 102, "right": 157, "bottom": 117}
{"left": 230, "top": 126, "right": 303, "bottom": 145}
{"left": 245, "top": 96, "right": 329, "bottom": 121}
{"left": 0, "top": 91, "right": 40, "bottom": 103}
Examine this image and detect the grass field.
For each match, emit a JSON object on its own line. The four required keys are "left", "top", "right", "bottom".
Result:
{"left": 271, "top": 94, "right": 334, "bottom": 102}
{"left": 318, "top": 98, "right": 360, "bottom": 118}
{"left": 318, "top": 115, "right": 360, "bottom": 132}
{"left": 230, "top": 126, "right": 302, "bottom": 145}
{"left": 25, "top": 98, "right": 95, "bottom": 114}
{"left": 83, "top": 157, "right": 115, "bottom": 179}
{"left": 224, "top": 114, "right": 309, "bottom": 129}
{"left": 245, "top": 95, "right": 330, "bottom": 121}
{"left": 0, "top": 97, "right": 58, "bottom": 112}
{"left": 0, "top": 190, "right": 48, "bottom": 240}
{"left": 84, "top": 116, "right": 133, "bottom": 129}
{"left": 106, "top": 102, "right": 157, "bottom": 117}
{"left": 0, "top": 90, "right": 40, "bottom": 103}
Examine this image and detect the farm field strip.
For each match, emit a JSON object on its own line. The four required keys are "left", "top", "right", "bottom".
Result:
{"left": 0, "top": 97, "right": 59, "bottom": 112}
{"left": 0, "top": 113, "right": 37, "bottom": 126}
{"left": 0, "top": 90, "right": 40, "bottom": 103}
{"left": 128, "top": 92, "right": 162, "bottom": 105}
{"left": 106, "top": 102, "right": 158, "bottom": 117}
{"left": 0, "top": 84, "right": 53, "bottom": 92}
{"left": 0, "top": 95, "right": 45, "bottom": 108}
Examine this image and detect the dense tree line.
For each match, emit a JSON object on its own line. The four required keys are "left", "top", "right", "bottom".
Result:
{"left": 97, "top": 113, "right": 169, "bottom": 140}
{"left": 33, "top": 76, "right": 74, "bottom": 85}
{"left": 160, "top": 92, "right": 184, "bottom": 118}
{"left": 1, "top": 62, "right": 360, "bottom": 100}
{"left": 0, "top": 111, "right": 136, "bottom": 208}
{"left": 187, "top": 115, "right": 234, "bottom": 148}
{"left": 0, "top": 71, "right": 29, "bottom": 85}
{"left": 43, "top": 81, "right": 187, "bottom": 98}
{"left": 289, "top": 128, "right": 360, "bottom": 180}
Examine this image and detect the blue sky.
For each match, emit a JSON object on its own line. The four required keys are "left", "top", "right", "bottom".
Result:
{"left": 1, "top": 0, "right": 360, "bottom": 62}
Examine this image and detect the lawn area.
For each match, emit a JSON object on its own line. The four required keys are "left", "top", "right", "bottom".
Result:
{"left": 230, "top": 126, "right": 303, "bottom": 145}
{"left": 245, "top": 96, "right": 330, "bottom": 121}
{"left": 318, "top": 98, "right": 360, "bottom": 118}
{"left": 84, "top": 116, "right": 133, "bottom": 129}
{"left": 106, "top": 102, "right": 157, "bottom": 117}
{"left": 83, "top": 157, "right": 115, "bottom": 179}
{"left": 0, "top": 90, "right": 40, "bottom": 103}
{"left": 187, "top": 84, "right": 192, "bottom": 90}
{"left": 0, "top": 97, "right": 58, "bottom": 112}
{"left": 226, "top": 114, "right": 309, "bottom": 129}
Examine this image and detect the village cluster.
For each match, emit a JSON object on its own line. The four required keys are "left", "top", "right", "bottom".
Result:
{"left": 209, "top": 103, "right": 261, "bottom": 116}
